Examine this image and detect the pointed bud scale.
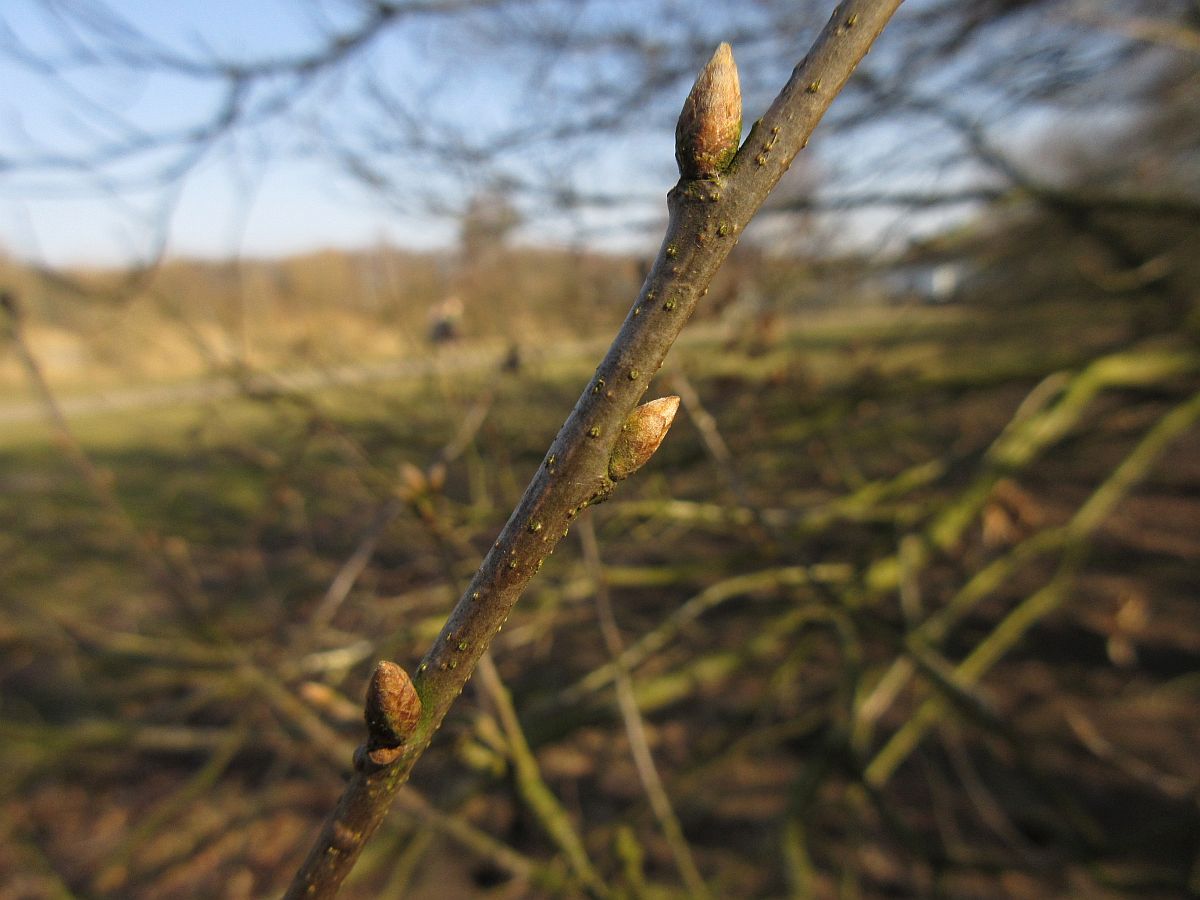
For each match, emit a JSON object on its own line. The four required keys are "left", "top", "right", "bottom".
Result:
{"left": 675, "top": 43, "right": 742, "bottom": 180}
{"left": 608, "top": 396, "right": 681, "bottom": 481}
{"left": 364, "top": 660, "right": 422, "bottom": 751}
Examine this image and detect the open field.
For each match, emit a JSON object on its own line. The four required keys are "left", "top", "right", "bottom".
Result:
{"left": 2, "top": 290, "right": 1199, "bottom": 898}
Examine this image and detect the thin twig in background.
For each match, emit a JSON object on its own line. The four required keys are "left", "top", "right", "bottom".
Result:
{"left": 851, "top": 357, "right": 1200, "bottom": 752}
{"left": 560, "top": 563, "right": 853, "bottom": 704}
{"left": 474, "top": 652, "right": 608, "bottom": 897}
{"left": 864, "top": 344, "right": 1200, "bottom": 594}
{"left": 578, "top": 513, "right": 711, "bottom": 899}
{"left": 309, "top": 381, "right": 494, "bottom": 630}
{"left": 865, "top": 388, "right": 1200, "bottom": 787}
{"left": 668, "top": 368, "right": 782, "bottom": 553}
{"left": 668, "top": 369, "right": 745, "bottom": 501}
{"left": 311, "top": 498, "right": 405, "bottom": 630}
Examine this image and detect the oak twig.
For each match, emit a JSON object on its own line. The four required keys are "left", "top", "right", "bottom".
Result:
{"left": 285, "top": 4, "right": 903, "bottom": 896}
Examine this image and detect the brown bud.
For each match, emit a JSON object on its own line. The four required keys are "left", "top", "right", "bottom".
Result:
{"left": 675, "top": 43, "right": 742, "bottom": 180}
{"left": 364, "top": 660, "right": 422, "bottom": 750}
{"left": 397, "top": 462, "right": 428, "bottom": 501}
{"left": 608, "top": 396, "right": 681, "bottom": 481}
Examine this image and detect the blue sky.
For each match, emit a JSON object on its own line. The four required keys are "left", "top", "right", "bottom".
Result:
{"left": 0, "top": 1, "right": 1149, "bottom": 269}
{"left": 0, "top": 0, "right": 730, "bottom": 267}
{"left": 0, "top": 1, "right": 464, "bottom": 265}
{"left": 0, "top": 1, "right": 954, "bottom": 268}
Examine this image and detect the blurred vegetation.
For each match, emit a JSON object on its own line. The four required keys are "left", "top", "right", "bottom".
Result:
{"left": 0, "top": 244, "right": 648, "bottom": 393}
{"left": 3, "top": 170, "right": 1200, "bottom": 896}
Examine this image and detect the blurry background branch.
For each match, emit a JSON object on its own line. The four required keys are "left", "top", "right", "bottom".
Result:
{"left": 2, "top": 0, "right": 1197, "bottom": 268}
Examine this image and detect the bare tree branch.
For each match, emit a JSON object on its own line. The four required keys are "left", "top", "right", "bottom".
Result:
{"left": 283, "top": 2, "right": 903, "bottom": 896}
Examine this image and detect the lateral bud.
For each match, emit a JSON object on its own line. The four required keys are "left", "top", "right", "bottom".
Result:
{"left": 675, "top": 42, "right": 742, "bottom": 180}
{"left": 363, "top": 660, "right": 422, "bottom": 766}
{"left": 608, "top": 396, "right": 681, "bottom": 481}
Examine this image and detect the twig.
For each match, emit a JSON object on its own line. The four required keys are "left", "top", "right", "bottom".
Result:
{"left": 374, "top": 826, "right": 435, "bottom": 898}
{"left": 383, "top": 383, "right": 606, "bottom": 891}
{"left": 310, "top": 498, "right": 405, "bottom": 630}
{"left": 560, "top": 564, "right": 853, "bottom": 704}
{"left": 852, "top": 528, "right": 1065, "bottom": 749}
{"left": 941, "top": 727, "right": 1045, "bottom": 859}
{"left": 474, "top": 653, "right": 608, "bottom": 897}
{"left": 578, "top": 513, "right": 711, "bottom": 899}
{"left": 390, "top": 788, "right": 546, "bottom": 887}
{"left": 612, "top": 456, "right": 943, "bottom": 533}
{"left": 667, "top": 369, "right": 745, "bottom": 503}
{"left": 285, "top": 5, "right": 904, "bottom": 895}
{"left": 311, "top": 370, "right": 500, "bottom": 631}
{"left": 863, "top": 345, "right": 1200, "bottom": 594}
{"left": 386, "top": 374, "right": 605, "bottom": 892}
{"left": 864, "top": 389, "right": 1200, "bottom": 787}
{"left": 1062, "top": 707, "right": 1195, "bottom": 800}
{"left": 96, "top": 723, "right": 249, "bottom": 891}
{"left": 858, "top": 365, "right": 1200, "bottom": 744}
{"left": 781, "top": 817, "right": 817, "bottom": 900}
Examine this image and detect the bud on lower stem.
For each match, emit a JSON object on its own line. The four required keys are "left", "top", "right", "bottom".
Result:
{"left": 676, "top": 43, "right": 742, "bottom": 181}
{"left": 609, "top": 396, "right": 681, "bottom": 481}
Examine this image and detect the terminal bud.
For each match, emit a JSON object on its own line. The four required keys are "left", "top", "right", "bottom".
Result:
{"left": 675, "top": 43, "right": 742, "bottom": 180}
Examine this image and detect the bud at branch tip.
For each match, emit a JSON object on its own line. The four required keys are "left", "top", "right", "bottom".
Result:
{"left": 676, "top": 42, "right": 742, "bottom": 181}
